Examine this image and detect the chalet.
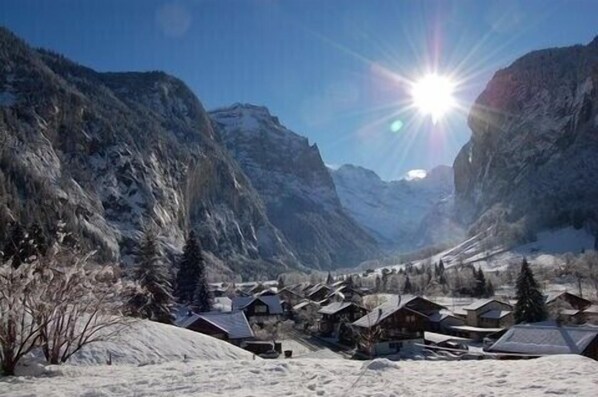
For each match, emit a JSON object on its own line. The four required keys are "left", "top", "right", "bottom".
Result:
{"left": 306, "top": 284, "right": 332, "bottom": 301}
{"left": 176, "top": 311, "right": 254, "bottom": 345}
{"left": 278, "top": 287, "right": 304, "bottom": 306}
{"left": 427, "top": 309, "right": 466, "bottom": 333}
{"left": 327, "top": 285, "right": 365, "bottom": 304}
{"left": 462, "top": 299, "right": 513, "bottom": 328}
{"left": 545, "top": 291, "right": 592, "bottom": 311}
{"left": 318, "top": 301, "right": 366, "bottom": 337}
{"left": 487, "top": 322, "right": 598, "bottom": 360}
{"left": 352, "top": 295, "right": 447, "bottom": 355}
{"left": 231, "top": 295, "right": 283, "bottom": 325}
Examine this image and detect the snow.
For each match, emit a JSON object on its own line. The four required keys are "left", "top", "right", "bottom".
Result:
{"left": 55, "top": 319, "right": 254, "bottom": 366}
{"left": 4, "top": 355, "right": 598, "bottom": 396}
{"left": 489, "top": 322, "right": 598, "bottom": 355}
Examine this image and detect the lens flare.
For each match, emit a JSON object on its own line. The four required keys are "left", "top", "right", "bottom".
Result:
{"left": 411, "top": 74, "right": 456, "bottom": 124}
{"left": 390, "top": 119, "right": 404, "bottom": 133}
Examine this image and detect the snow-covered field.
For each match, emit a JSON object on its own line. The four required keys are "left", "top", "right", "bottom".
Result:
{"left": 3, "top": 355, "right": 598, "bottom": 396}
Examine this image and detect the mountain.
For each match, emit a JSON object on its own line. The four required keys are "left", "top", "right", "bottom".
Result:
{"left": 454, "top": 36, "right": 598, "bottom": 241}
{"left": 0, "top": 28, "right": 298, "bottom": 279}
{"left": 330, "top": 164, "right": 461, "bottom": 250}
{"left": 210, "top": 104, "right": 380, "bottom": 269}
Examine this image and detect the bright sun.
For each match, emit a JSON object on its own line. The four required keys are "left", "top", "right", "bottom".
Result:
{"left": 411, "top": 74, "right": 456, "bottom": 124}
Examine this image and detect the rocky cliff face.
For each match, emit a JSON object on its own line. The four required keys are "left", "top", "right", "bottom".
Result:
{"left": 330, "top": 164, "right": 460, "bottom": 250}
{"left": 454, "top": 36, "right": 598, "bottom": 236}
{"left": 0, "top": 28, "right": 297, "bottom": 278}
{"left": 210, "top": 104, "right": 380, "bottom": 269}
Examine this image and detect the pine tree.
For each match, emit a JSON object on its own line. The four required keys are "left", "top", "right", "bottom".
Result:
{"left": 326, "top": 272, "right": 334, "bottom": 285}
{"left": 403, "top": 276, "right": 413, "bottom": 294}
{"left": 129, "top": 230, "right": 174, "bottom": 323}
{"left": 514, "top": 259, "right": 547, "bottom": 324}
{"left": 473, "top": 267, "right": 487, "bottom": 298}
{"left": 175, "top": 231, "right": 204, "bottom": 304}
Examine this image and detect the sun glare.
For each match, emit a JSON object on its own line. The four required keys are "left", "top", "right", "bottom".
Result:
{"left": 411, "top": 74, "right": 456, "bottom": 124}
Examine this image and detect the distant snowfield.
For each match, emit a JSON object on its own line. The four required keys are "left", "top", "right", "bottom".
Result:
{"left": 372, "top": 227, "right": 596, "bottom": 276}
{"left": 3, "top": 355, "right": 598, "bottom": 396}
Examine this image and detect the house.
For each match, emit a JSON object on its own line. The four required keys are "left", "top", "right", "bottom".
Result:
{"left": 327, "top": 285, "right": 365, "bottom": 304}
{"left": 176, "top": 311, "right": 254, "bottom": 345}
{"left": 278, "top": 287, "right": 304, "bottom": 306}
{"left": 462, "top": 299, "right": 513, "bottom": 328}
{"left": 487, "top": 322, "right": 598, "bottom": 360}
{"left": 353, "top": 304, "right": 426, "bottom": 355}
{"left": 545, "top": 291, "right": 592, "bottom": 311}
{"left": 305, "top": 284, "right": 332, "bottom": 301}
{"left": 318, "top": 301, "right": 366, "bottom": 338}
{"left": 427, "top": 309, "right": 466, "bottom": 333}
{"left": 231, "top": 295, "right": 283, "bottom": 325}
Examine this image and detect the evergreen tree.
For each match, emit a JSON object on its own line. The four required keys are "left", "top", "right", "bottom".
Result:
{"left": 129, "top": 230, "right": 174, "bottom": 323}
{"left": 175, "top": 231, "right": 209, "bottom": 310}
{"left": 375, "top": 275, "right": 381, "bottom": 292}
{"left": 473, "top": 267, "right": 487, "bottom": 298}
{"left": 403, "top": 276, "right": 413, "bottom": 294}
{"left": 514, "top": 259, "right": 547, "bottom": 324}
{"left": 326, "top": 271, "right": 334, "bottom": 285}
{"left": 438, "top": 260, "right": 445, "bottom": 276}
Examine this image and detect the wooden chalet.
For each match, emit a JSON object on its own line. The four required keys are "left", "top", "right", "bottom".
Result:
{"left": 231, "top": 295, "right": 283, "bottom": 325}
{"left": 176, "top": 311, "right": 254, "bottom": 345}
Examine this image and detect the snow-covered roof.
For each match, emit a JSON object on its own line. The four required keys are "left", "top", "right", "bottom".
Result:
{"left": 480, "top": 310, "right": 511, "bottom": 320}
{"left": 463, "top": 299, "right": 511, "bottom": 311}
{"left": 318, "top": 301, "right": 354, "bottom": 315}
{"left": 352, "top": 296, "right": 420, "bottom": 328}
{"left": 424, "top": 331, "right": 470, "bottom": 344}
{"left": 449, "top": 325, "right": 504, "bottom": 333}
{"left": 306, "top": 284, "right": 330, "bottom": 297}
{"left": 488, "top": 322, "right": 598, "bottom": 355}
{"left": 428, "top": 309, "right": 459, "bottom": 322}
{"left": 231, "top": 295, "right": 283, "bottom": 315}
{"left": 293, "top": 300, "right": 319, "bottom": 311}
{"left": 197, "top": 311, "right": 254, "bottom": 340}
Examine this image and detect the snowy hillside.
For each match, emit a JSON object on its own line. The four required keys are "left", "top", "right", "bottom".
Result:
{"left": 378, "top": 226, "right": 597, "bottom": 275}
{"left": 48, "top": 319, "right": 254, "bottom": 367}
{"left": 5, "top": 355, "right": 598, "bottom": 396}
{"left": 330, "top": 164, "right": 462, "bottom": 250}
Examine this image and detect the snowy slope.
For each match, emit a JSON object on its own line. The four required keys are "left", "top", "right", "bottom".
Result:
{"left": 4, "top": 355, "right": 598, "bottom": 396}
{"left": 62, "top": 319, "right": 254, "bottom": 366}
{"left": 330, "top": 164, "right": 462, "bottom": 250}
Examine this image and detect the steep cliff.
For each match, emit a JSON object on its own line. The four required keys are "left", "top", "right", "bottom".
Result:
{"left": 454, "top": 36, "right": 598, "bottom": 237}
{"left": 210, "top": 104, "right": 380, "bottom": 269}
{"left": 0, "top": 28, "right": 297, "bottom": 278}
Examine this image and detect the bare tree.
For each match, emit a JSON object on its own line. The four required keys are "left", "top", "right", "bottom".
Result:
{"left": 34, "top": 249, "right": 130, "bottom": 364}
{"left": 0, "top": 261, "right": 44, "bottom": 375}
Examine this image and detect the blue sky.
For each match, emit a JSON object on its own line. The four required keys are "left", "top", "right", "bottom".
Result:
{"left": 1, "top": 0, "right": 597, "bottom": 180}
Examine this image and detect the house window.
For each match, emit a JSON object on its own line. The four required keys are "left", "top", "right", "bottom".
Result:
{"left": 254, "top": 305, "right": 268, "bottom": 314}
